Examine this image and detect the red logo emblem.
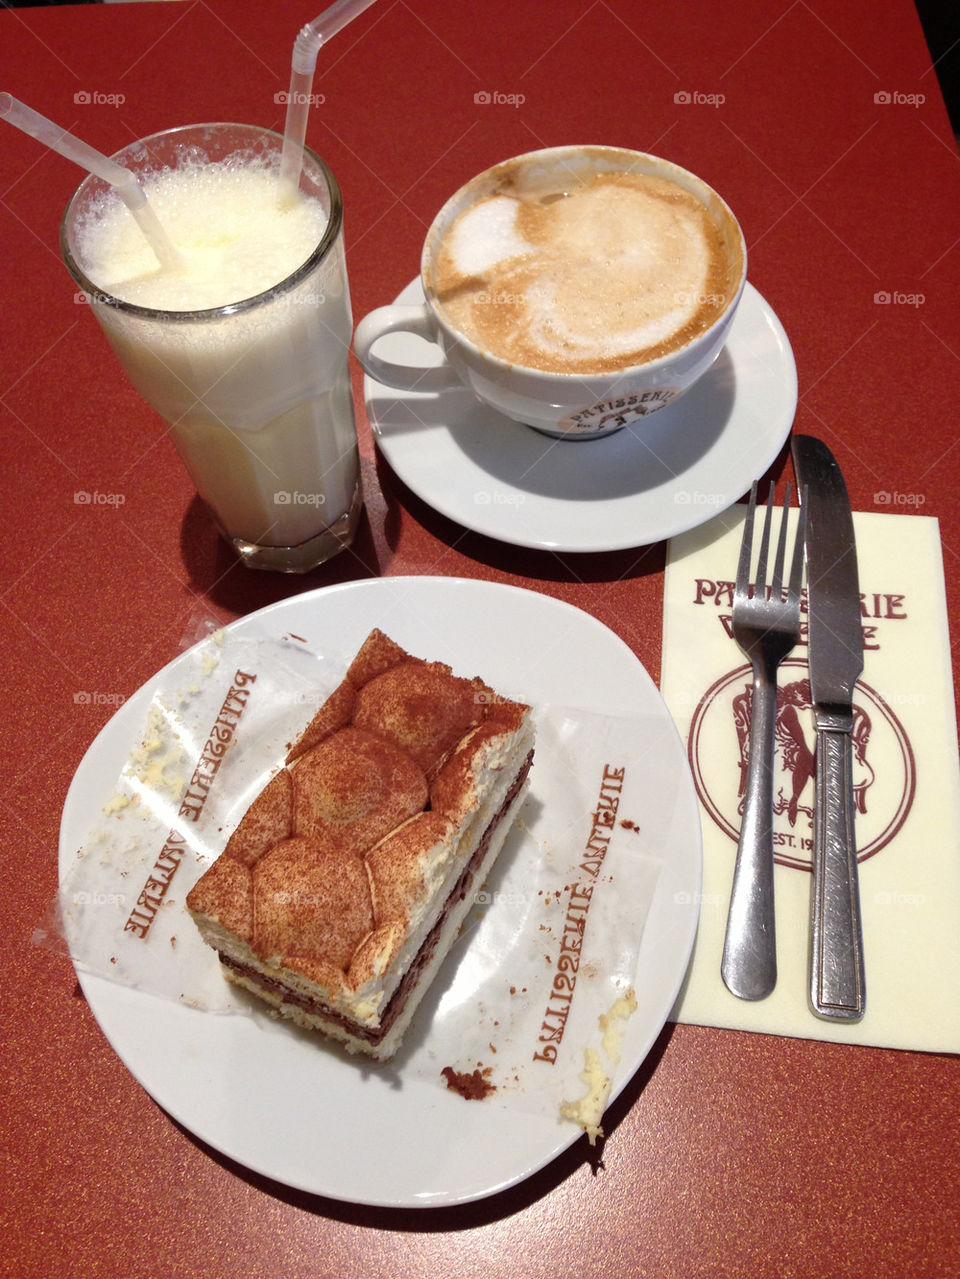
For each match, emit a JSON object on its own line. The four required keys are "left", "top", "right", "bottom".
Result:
{"left": 687, "top": 657, "right": 915, "bottom": 870}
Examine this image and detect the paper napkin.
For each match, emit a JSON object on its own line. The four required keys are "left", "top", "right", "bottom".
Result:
{"left": 661, "top": 508, "right": 960, "bottom": 1052}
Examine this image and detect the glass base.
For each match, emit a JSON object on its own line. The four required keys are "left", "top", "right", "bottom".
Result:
{"left": 228, "top": 482, "right": 363, "bottom": 573}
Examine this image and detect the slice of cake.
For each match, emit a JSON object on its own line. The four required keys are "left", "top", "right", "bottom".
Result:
{"left": 186, "top": 628, "right": 534, "bottom": 1060}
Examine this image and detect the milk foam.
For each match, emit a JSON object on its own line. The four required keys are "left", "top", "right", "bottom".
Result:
{"left": 77, "top": 159, "right": 328, "bottom": 310}
{"left": 431, "top": 170, "right": 738, "bottom": 374}
{"left": 447, "top": 196, "right": 531, "bottom": 275}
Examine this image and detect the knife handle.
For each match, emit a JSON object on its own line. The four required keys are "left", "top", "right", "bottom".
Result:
{"left": 810, "top": 720, "right": 866, "bottom": 1021}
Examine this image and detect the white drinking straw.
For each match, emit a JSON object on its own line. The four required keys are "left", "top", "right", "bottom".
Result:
{"left": 0, "top": 91, "right": 181, "bottom": 270}
{"left": 278, "top": 0, "right": 380, "bottom": 198}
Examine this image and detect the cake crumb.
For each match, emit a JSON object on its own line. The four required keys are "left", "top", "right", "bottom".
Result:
{"left": 599, "top": 987, "right": 638, "bottom": 1064}
{"left": 559, "top": 1049, "right": 609, "bottom": 1145}
{"left": 441, "top": 1066, "right": 496, "bottom": 1100}
{"left": 559, "top": 986, "right": 638, "bottom": 1145}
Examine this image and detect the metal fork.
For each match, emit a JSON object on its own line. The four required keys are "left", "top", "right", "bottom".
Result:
{"left": 721, "top": 480, "right": 806, "bottom": 1001}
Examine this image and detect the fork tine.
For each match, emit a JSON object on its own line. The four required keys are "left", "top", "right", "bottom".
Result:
{"left": 755, "top": 482, "right": 775, "bottom": 598}
{"left": 736, "top": 481, "right": 758, "bottom": 599}
{"left": 771, "top": 481, "right": 792, "bottom": 600}
{"left": 788, "top": 484, "right": 807, "bottom": 604}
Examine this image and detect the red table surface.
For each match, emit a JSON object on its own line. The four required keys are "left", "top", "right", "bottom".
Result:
{"left": 1, "top": 1, "right": 958, "bottom": 1275}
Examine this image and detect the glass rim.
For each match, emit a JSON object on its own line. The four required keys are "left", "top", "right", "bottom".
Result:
{"left": 59, "top": 122, "right": 343, "bottom": 324}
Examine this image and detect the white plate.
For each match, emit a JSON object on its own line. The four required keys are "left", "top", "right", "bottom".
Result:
{"left": 60, "top": 577, "right": 701, "bottom": 1207}
{"left": 365, "top": 280, "right": 797, "bottom": 552}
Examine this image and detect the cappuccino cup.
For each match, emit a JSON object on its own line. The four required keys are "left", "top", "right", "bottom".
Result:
{"left": 354, "top": 145, "right": 746, "bottom": 440}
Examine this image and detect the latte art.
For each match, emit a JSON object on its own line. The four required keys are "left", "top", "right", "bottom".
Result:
{"left": 428, "top": 168, "right": 743, "bottom": 375}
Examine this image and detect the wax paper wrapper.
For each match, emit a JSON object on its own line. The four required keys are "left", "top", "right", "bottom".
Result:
{"left": 43, "top": 625, "right": 691, "bottom": 1128}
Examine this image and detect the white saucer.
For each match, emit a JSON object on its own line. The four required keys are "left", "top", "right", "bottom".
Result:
{"left": 364, "top": 280, "right": 797, "bottom": 553}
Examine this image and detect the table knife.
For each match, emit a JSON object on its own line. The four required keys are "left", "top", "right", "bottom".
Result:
{"left": 791, "top": 435, "right": 866, "bottom": 1022}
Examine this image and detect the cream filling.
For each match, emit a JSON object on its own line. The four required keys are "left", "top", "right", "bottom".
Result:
{"left": 346, "top": 720, "right": 536, "bottom": 1022}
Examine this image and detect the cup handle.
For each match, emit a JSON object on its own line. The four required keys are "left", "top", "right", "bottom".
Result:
{"left": 353, "top": 304, "right": 463, "bottom": 393}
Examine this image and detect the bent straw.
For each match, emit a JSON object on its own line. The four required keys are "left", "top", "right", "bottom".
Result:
{"left": 0, "top": 92, "right": 180, "bottom": 270}
{"left": 278, "top": 0, "right": 380, "bottom": 198}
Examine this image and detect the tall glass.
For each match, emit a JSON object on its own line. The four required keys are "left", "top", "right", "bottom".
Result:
{"left": 60, "top": 123, "right": 362, "bottom": 573}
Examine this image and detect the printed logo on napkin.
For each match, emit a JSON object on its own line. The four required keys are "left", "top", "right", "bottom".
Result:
{"left": 689, "top": 660, "right": 915, "bottom": 873}
{"left": 662, "top": 508, "right": 960, "bottom": 1053}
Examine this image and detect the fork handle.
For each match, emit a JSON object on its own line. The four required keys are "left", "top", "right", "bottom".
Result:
{"left": 810, "top": 721, "right": 866, "bottom": 1021}
{"left": 721, "top": 672, "right": 778, "bottom": 1000}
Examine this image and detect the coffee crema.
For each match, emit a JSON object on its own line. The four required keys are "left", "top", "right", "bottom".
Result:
{"left": 427, "top": 165, "right": 743, "bottom": 375}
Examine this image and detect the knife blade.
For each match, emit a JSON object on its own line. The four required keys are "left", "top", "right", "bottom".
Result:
{"left": 791, "top": 435, "right": 866, "bottom": 1022}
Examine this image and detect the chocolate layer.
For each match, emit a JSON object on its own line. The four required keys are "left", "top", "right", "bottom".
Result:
{"left": 220, "top": 748, "right": 534, "bottom": 1045}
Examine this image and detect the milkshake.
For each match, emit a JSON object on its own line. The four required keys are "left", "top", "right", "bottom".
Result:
{"left": 61, "top": 123, "right": 361, "bottom": 572}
